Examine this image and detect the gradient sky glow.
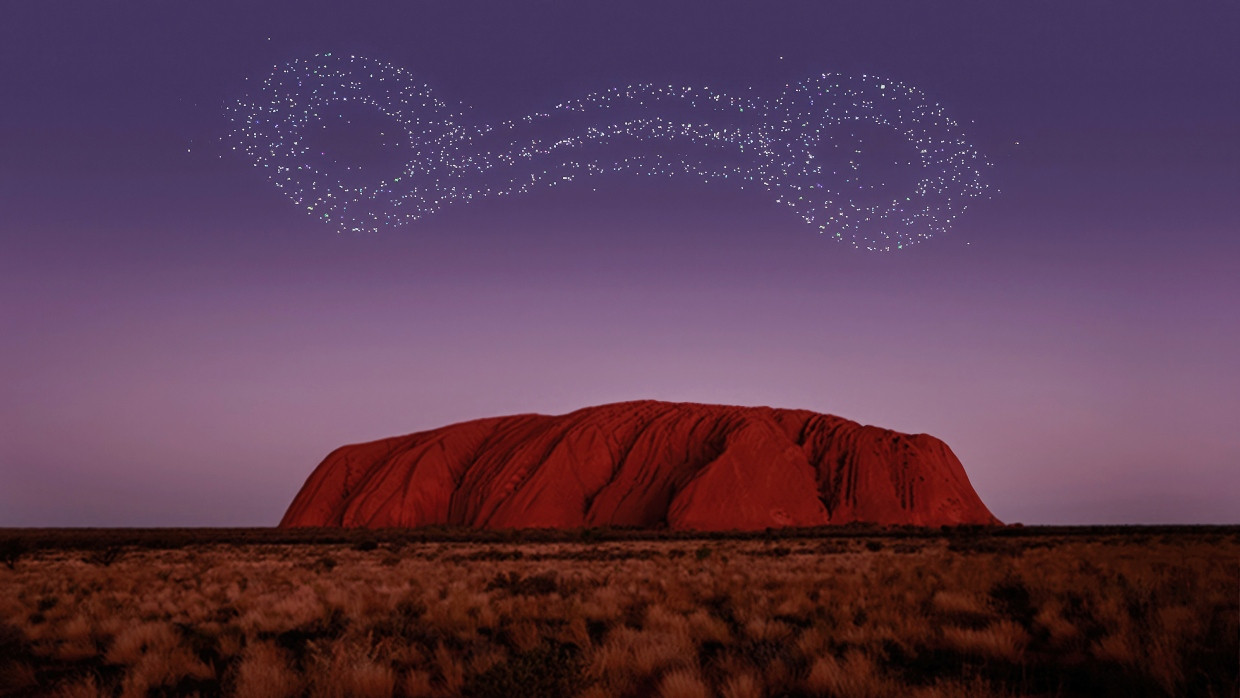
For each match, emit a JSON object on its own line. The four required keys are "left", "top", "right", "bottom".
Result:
{"left": 2, "top": 1, "right": 1238, "bottom": 526}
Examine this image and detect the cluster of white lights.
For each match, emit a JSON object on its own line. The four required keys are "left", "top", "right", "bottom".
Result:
{"left": 224, "top": 54, "right": 990, "bottom": 251}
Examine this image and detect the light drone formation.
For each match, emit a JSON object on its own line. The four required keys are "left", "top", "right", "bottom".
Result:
{"left": 225, "top": 54, "right": 991, "bottom": 251}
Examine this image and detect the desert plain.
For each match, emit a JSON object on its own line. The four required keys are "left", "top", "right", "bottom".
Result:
{"left": 0, "top": 526, "right": 1236, "bottom": 698}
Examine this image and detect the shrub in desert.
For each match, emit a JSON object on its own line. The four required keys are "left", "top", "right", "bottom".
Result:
{"left": 0, "top": 660, "right": 37, "bottom": 694}
{"left": 53, "top": 674, "right": 107, "bottom": 698}
{"left": 463, "top": 641, "right": 585, "bottom": 698}
{"left": 804, "top": 650, "right": 892, "bottom": 698}
{"left": 83, "top": 546, "right": 124, "bottom": 567}
{"left": 104, "top": 622, "right": 180, "bottom": 665}
{"left": 400, "top": 669, "right": 435, "bottom": 698}
{"left": 657, "top": 668, "right": 710, "bottom": 698}
{"left": 939, "top": 620, "right": 1029, "bottom": 662}
{"left": 0, "top": 538, "right": 28, "bottom": 569}
{"left": 234, "top": 642, "right": 303, "bottom": 698}
{"left": 719, "top": 671, "right": 764, "bottom": 698}
{"left": 305, "top": 641, "right": 397, "bottom": 698}
{"left": 107, "top": 622, "right": 212, "bottom": 697}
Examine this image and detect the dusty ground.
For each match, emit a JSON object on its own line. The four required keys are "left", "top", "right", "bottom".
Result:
{"left": 0, "top": 527, "right": 1236, "bottom": 697}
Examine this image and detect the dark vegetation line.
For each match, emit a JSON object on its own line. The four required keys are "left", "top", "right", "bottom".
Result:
{"left": 1, "top": 524, "right": 1237, "bottom": 553}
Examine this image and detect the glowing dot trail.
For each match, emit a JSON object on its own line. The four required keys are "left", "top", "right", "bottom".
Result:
{"left": 225, "top": 54, "right": 991, "bottom": 251}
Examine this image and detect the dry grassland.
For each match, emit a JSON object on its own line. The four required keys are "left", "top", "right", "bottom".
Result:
{"left": 0, "top": 530, "right": 1235, "bottom": 697}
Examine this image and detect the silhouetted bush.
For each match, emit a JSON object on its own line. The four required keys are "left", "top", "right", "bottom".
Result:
{"left": 486, "top": 571, "right": 560, "bottom": 596}
{"left": 463, "top": 642, "right": 584, "bottom": 698}
{"left": 0, "top": 539, "right": 28, "bottom": 569}
{"left": 83, "top": 546, "right": 123, "bottom": 567}
{"left": 989, "top": 577, "right": 1035, "bottom": 628}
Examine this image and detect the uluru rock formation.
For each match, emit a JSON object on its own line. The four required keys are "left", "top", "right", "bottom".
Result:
{"left": 281, "top": 401, "right": 999, "bottom": 530}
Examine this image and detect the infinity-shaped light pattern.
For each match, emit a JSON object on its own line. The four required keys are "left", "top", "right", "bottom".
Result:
{"left": 225, "top": 54, "right": 990, "bottom": 251}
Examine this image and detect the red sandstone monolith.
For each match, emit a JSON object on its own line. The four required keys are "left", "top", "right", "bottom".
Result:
{"left": 280, "top": 401, "right": 999, "bottom": 530}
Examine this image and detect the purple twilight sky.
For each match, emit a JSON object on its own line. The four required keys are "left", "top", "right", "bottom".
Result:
{"left": 2, "top": 2, "right": 1237, "bottom": 526}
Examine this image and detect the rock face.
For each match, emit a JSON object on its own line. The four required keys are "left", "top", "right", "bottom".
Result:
{"left": 280, "top": 401, "right": 999, "bottom": 530}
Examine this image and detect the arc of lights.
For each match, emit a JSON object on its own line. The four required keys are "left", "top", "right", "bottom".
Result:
{"left": 225, "top": 54, "right": 990, "bottom": 251}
